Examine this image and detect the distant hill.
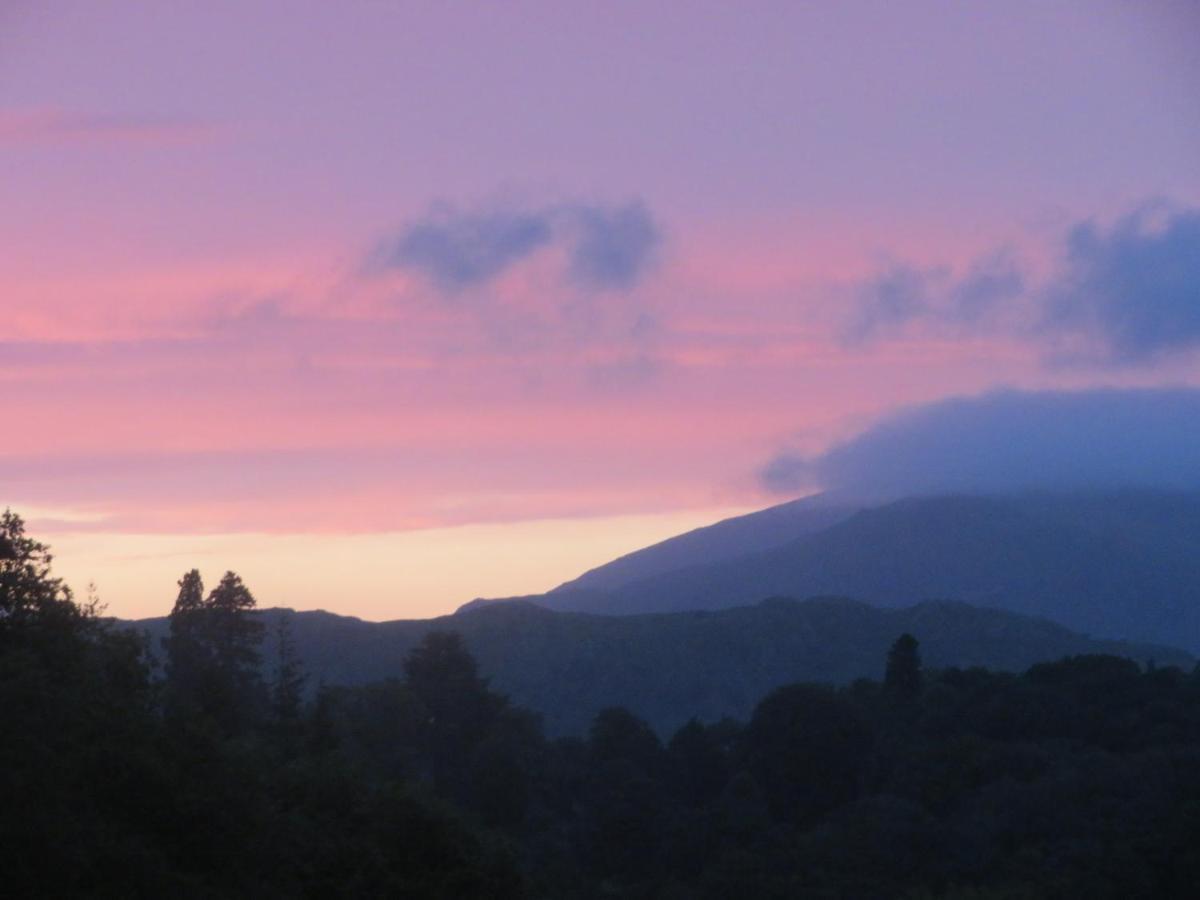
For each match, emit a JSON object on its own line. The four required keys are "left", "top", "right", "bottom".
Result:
{"left": 128, "top": 596, "right": 1191, "bottom": 737}
{"left": 518, "top": 490, "right": 1200, "bottom": 651}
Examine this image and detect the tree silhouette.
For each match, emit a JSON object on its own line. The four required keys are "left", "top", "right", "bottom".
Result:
{"left": 206, "top": 571, "right": 264, "bottom": 676}
{"left": 163, "top": 569, "right": 264, "bottom": 732}
{"left": 745, "top": 683, "right": 871, "bottom": 824}
{"left": 404, "top": 631, "right": 502, "bottom": 792}
{"left": 885, "top": 632, "right": 923, "bottom": 696}
{"left": 164, "top": 569, "right": 209, "bottom": 717}
{"left": 271, "top": 610, "right": 307, "bottom": 728}
{"left": 0, "top": 509, "right": 80, "bottom": 643}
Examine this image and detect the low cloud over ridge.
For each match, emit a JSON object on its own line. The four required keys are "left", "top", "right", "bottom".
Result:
{"left": 762, "top": 387, "right": 1200, "bottom": 498}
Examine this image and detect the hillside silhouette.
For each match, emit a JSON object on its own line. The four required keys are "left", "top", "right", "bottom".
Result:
{"left": 5, "top": 503, "right": 1200, "bottom": 897}
{"left": 132, "top": 595, "right": 1190, "bottom": 736}
{"left": 485, "top": 489, "right": 1200, "bottom": 651}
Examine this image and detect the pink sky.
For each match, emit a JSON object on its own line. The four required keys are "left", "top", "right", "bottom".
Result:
{"left": 3, "top": 1, "right": 1199, "bottom": 618}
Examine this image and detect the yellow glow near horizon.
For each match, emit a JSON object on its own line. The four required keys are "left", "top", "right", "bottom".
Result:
{"left": 43, "top": 507, "right": 757, "bottom": 621}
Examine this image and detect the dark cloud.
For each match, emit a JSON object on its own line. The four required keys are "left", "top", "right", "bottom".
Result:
{"left": 843, "top": 264, "right": 936, "bottom": 343}
{"left": 845, "top": 251, "right": 1023, "bottom": 344}
{"left": 951, "top": 252, "right": 1024, "bottom": 325}
{"left": 375, "top": 200, "right": 661, "bottom": 293}
{"left": 569, "top": 201, "right": 660, "bottom": 290}
{"left": 762, "top": 387, "right": 1200, "bottom": 498}
{"left": 1040, "top": 205, "right": 1200, "bottom": 364}
{"left": 381, "top": 207, "right": 554, "bottom": 291}
{"left": 845, "top": 203, "right": 1200, "bottom": 367}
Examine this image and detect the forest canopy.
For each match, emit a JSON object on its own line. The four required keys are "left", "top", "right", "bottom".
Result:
{"left": 3, "top": 510, "right": 1200, "bottom": 898}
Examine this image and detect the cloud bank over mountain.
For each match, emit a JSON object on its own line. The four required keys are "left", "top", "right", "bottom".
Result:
{"left": 763, "top": 387, "right": 1200, "bottom": 498}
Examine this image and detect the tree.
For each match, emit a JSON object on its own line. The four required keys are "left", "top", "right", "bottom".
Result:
{"left": 585, "top": 707, "right": 667, "bottom": 880}
{"left": 271, "top": 611, "right": 307, "bottom": 727}
{"left": 206, "top": 571, "right": 264, "bottom": 680}
{"left": 745, "top": 683, "right": 872, "bottom": 825}
{"left": 590, "top": 706, "right": 663, "bottom": 772}
{"left": 667, "top": 718, "right": 731, "bottom": 806}
{"left": 403, "top": 631, "right": 499, "bottom": 789}
{"left": 0, "top": 509, "right": 80, "bottom": 644}
{"left": 404, "top": 631, "right": 485, "bottom": 704}
{"left": 204, "top": 572, "right": 266, "bottom": 732}
{"left": 163, "top": 569, "right": 265, "bottom": 732}
{"left": 404, "top": 630, "right": 496, "bottom": 739}
{"left": 885, "top": 633, "right": 923, "bottom": 697}
{"left": 0, "top": 513, "right": 158, "bottom": 895}
{"left": 163, "top": 570, "right": 209, "bottom": 717}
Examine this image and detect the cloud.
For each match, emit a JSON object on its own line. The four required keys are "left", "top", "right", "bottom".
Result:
{"left": 761, "top": 387, "right": 1200, "bottom": 498}
{"left": 379, "top": 206, "right": 554, "bottom": 292}
{"left": 843, "top": 264, "right": 937, "bottom": 343}
{"left": 844, "top": 202, "right": 1200, "bottom": 367}
{"left": 1040, "top": 204, "right": 1200, "bottom": 364}
{"left": 568, "top": 201, "right": 660, "bottom": 290}
{"left": 844, "top": 251, "right": 1024, "bottom": 344}
{"left": 374, "top": 199, "right": 661, "bottom": 293}
{"left": 952, "top": 252, "right": 1025, "bottom": 325}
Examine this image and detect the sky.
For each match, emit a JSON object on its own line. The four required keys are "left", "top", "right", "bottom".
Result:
{"left": 3, "top": 1, "right": 1199, "bottom": 620}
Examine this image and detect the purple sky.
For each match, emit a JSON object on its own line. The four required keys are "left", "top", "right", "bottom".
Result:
{"left": 3, "top": 1, "right": 1199, "bottom": 618}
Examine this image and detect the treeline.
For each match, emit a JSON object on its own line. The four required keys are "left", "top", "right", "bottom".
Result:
{"left": 3, "top": 510, "right": 1200, "bottom": 898}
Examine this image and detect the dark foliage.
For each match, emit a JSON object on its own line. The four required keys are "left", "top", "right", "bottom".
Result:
{"left": 886, "top": 632, "right": 924, "bottom": 696}
{"left": 129, "top": 595, "right": 1194, "bottom": 737}
{"left": 4, "top": 512, "right": 1200, "bottom": 897}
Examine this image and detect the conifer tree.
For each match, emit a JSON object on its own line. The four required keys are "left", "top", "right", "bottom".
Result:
{"left": 163, "top": 569, "right": 265, "bottom": 731}
{"left": 206, "top": 571, "right": 264, "bottom": 682}
{"left": 271, "top": 611, "right": 306, "bottom": 725}
{"left": 884, "top": 633, "right": 923, "bottom": 696}
{"left": 163, "top": 570, "right": 209, "bottom": 717}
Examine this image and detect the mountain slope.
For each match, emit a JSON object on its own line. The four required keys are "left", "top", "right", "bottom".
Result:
{"left": 127, "top": 596, "right": 1191, "bottom": 737}
{"left": 550, "top": 492, "right": 857, "bottom": 594}
{"left": 533, "top": 490, "right": 1200, "bottom": 650}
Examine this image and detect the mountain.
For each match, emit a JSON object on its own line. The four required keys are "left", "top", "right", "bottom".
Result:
{"left": 128, "top": 596, "right": 1191, "bottom": 737}
{"left": 551, "top": 492, "right": 858, "bottom": 593}
{"left": 522, "top": 490, "right": 1200, "bottom": 651}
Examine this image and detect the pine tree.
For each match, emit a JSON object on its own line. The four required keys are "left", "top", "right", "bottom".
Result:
{"left": 271, "top": 611, "right": 307, "bottom": 726}
{"left": 205, "top": 572, "right": 266, "bottom": 732}
{"left": 163, "top": 570, "right": 209, "bottom": 718}
{"left": 163, "top": 570, "right": 265, "bottom": 732}
{"left": 206, "top": 571, "right": 264, "bottom": 682}
{"left": 404, "top": 632, "right": 499, "bottom": 789}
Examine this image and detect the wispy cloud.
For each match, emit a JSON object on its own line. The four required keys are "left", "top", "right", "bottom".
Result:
{"left": 844, "top": 202, "right": 1200, "bottom": 368}
{"left": 0, "top": 108, "right": 216, "bottom": 145}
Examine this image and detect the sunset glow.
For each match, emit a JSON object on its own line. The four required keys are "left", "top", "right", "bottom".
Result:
{"left": 3, "top": 1, "right": 1198, "bottom": 619}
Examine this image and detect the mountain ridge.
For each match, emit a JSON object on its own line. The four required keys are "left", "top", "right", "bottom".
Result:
{"left": 126, "top": 595, "right": 1192, "bottom": 736}
{"left": 550, "top": 492, "right": 859, "bottom": 594}
{"left": 512, "top": 489, "right": 1200, "bottom": 651}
